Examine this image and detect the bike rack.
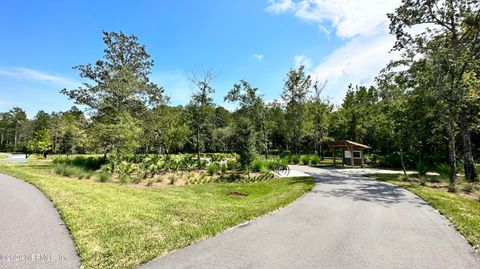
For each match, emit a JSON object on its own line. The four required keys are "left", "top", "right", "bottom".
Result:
{"left": 272, "top": 163, "right": 290, "bottom": 176}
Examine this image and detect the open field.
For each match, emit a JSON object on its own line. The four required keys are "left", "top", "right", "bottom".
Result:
{"left": 0, "top": 160, "right": 314, "bottom": 269}
{"left": 370, "top": 174, "right": 480, "bottom": 251}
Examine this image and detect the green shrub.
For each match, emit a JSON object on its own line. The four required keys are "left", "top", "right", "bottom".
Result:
{"left": 119, "top": 175, "right": 129, "bottom": 184}
{"left": 265, "top": 160, "right": 276, "bottom": 170}
{"left": 252, "top": 159, "right": 263, "bottom": 172}
{"left": 63, "top": 167, "right": 75, "bottom": 177}
{"left": 130, "top": 173, "right": 144, "bottom": 184}
{"left": 100, "top": 164, "right": 113, "bottom": 173}
{"left": 168, "top": 175, "right": 178, "bottom": 185}
{"left": 448, "top": 182, "right": 457, "bottom": 193}
{"left": 52, "top": 165, "right": 86, "bottom": 178}
{"left": 207, "top": 163, "right": 218, "bottom": 176}
{"left": 436, "top": 163, "right": 451, "bottom": 181}
{"left": 291, "top": 155, "right": 300, "bottom": 164}
{"left": 118, "top": 161, "right": 138, "bottom": 177}
{"left": 53, "top": 155, "right": 106, "bottom": 170}
{"left": 419, "top": 176, "right": 428, "bottom": 186}
{"left": 378, "top": 154, "right": 401, "bottom": 168}
{"left": 197, "top": 160, "right": 208, "bottom": 169}
{"left": 310, "top": 155, "right": 320, "bottom": 165}
{"left": 52, "top": 165, "right": 66, "bottom": 176}
{"left": 52, "top": 165, "right": 64, "bottom": 175}
{"left": 52, "top": 156, "right": 67, "bottom": 165}
{"left": 301, "top": 155, "right": 311, "bottom": 165}
{"left": 227, "top": 159, "right": 239, "bottom": 170}
{"left": 98, "top": 172, "right": 111, "bottom": 183}
{"left": 279, "top": 157, "right": 289, "bottom": 165}
{"left": 146, "top": 179, "right": 154, "bottom": 187}
{"left": 221, "top": 163, "right": 227, "bottom": 174}
{"left": 416, "top": 161, "right": 428, "bottom": 177}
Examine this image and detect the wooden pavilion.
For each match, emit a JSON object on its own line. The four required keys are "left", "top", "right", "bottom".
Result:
{"left": 325, "top": 140, "right": 370, "bottom": 168}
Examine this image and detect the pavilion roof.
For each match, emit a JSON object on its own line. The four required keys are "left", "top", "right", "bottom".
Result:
{"left": 324, "top": 140, "right": 370, "bottom": 149}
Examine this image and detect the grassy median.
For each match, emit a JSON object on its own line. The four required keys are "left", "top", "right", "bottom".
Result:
{"left": 370, "top": 174, "right": 480, "bottom": 251}
{"left": 0, "top": 161, "right": 314, "bottom": 269}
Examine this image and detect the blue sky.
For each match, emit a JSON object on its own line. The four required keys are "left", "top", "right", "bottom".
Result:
{"left": 0, "top": 0, "right": 400, "bottom": 117}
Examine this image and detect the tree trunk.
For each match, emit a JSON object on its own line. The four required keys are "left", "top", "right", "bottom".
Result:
{"left": 265, "top": 138, "right": 269, "bottom": 159}
{"left": 320, "top": 131, "right": 324, "bottom": 160}
{"left": 318, "top": 136, "right": 323, "bottom": 159}
{"left": 447, "top": 121, "right": 457, "bottom": 189}
{"left": 14, "top": 127, "right": 17, "bottom": 152}
{"left": 399, "top": 146, "right": 407, "bottom": 178}
{"left": 196, "top": 129, "right": 201, "bottom": 162}
{"left": 459, "top": 110, "right": 478, "bottom": 181}
{"left": 5, "top": 130, "right": 9, "bottom": 149}
{"left": 54, "top": 135, "right": 58, "bottom": 155}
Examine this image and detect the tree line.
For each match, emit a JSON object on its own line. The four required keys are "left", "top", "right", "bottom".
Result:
{"left": 1, "top": 0, "right": 479, "bottom": 183}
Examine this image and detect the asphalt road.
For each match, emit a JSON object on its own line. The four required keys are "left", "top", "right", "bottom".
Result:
{"left": 141, "top": 165, "right": 480, "bottom": 269}
{"left": 0, "top": 173, "right": 80, "bottom": 269}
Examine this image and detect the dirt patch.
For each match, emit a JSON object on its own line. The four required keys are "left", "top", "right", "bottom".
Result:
{"left": 229, "top": 191, "right": 248, "bottom": 198}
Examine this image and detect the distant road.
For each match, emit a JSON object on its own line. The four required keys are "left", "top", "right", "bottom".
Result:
{"left": 0, "top": 153, "right": 27, "bottom": 163}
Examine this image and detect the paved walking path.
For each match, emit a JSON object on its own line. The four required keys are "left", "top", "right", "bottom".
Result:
{"left": 0, "top": 153, "right": 27, "bottom": 163}
{"left": 0, "top": 173, "right": 80, "bottom": 269}
{"left": 141, "top": 165, "right": 480, "bottom": 269}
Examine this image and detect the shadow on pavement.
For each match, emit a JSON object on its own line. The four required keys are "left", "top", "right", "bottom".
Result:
{"left": 305, "top": 169, "right": 428, "bottom": 207}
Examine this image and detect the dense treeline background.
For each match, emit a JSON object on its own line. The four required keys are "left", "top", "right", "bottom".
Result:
{"left": 1, "top": 0, "right": 479, "bottom": 184}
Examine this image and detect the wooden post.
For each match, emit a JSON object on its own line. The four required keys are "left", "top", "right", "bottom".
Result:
{"left": 350, "top": 146, "right": 354, "bottom": 168}
{"left": 332, "top": 146, "right": 336, "bottom": 166}
{"left": 361, "top": 149, "right": 364, "bottom": 168}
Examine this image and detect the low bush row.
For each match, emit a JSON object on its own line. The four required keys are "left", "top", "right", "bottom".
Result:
{"left": 52, "top": 155, "right": 106, "bottom": 170}
{"left": 52, "top": 164, "right": 94, "bottom": 179}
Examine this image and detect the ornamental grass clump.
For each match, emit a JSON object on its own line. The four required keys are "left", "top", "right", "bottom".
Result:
{"left": 98, "top": 172, "right": 112, "bottom": 183}
{"left": 207, "top": 163, "right": 218, "bottom": 176}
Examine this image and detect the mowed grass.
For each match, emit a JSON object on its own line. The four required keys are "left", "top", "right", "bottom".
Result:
{"left": 370, "top": 174, "right": 480, "bottom": 250}
{"left": 0, "top": 161, "right": 314, "bottom": 269}
{"left": 0, "top": 154, "right": 8, "bottom": 159}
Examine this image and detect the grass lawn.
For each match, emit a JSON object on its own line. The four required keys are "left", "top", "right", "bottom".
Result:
{"left": 0, "top": 154, "right": 8, "bottom": 159}
{"left": 0, "top": 161, "right": 314, "bottom": 269}
{"left": 370, "top": 174, "right": 480, "bottom": 251}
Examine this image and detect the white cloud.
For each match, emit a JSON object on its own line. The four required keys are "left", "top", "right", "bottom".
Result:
{"left": 294, "top": 55, "right": 312, "bottom": 69}
{"left": 252, "top": 54, "right": 264, "bottom": 62}
{"left": 312, "top": 34, "right": 397, "bottom": 84}
{"left": 267, "top": 0, "right": 402, "bottom": 102}
{"left": 0, "top": 67, "right": 78, "bottom": 88}
{"left": 266, "top": 0, "right": 295, "bottom": 14}
{"left": 267, "top": 0, "right": 399, "bottom": 38}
